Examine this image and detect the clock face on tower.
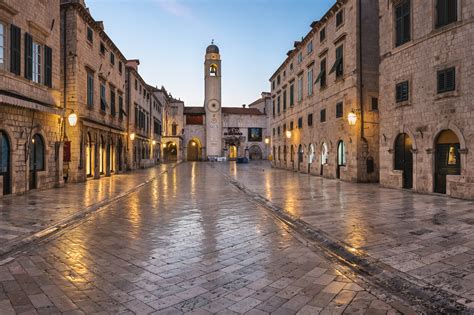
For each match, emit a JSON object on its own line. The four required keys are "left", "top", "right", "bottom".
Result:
{"left": 207, "top": 99, "right": 221, "bottom": 113}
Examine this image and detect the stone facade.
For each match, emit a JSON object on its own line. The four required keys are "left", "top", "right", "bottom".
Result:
{"left": 379, "top": 0, "right": 474, "bottom": 199}
{"left": 163, "top": 44, "right": 269, "bottom": 162}
{"left": 0, "top": 0, "right": 63, "bottom": 195}
{"left": 270, "top": 0, "right": 380, "bottom": 182}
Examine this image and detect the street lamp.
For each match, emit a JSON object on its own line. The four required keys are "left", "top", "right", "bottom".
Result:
{"left": 348, "top": 111, "right": 357, "bottom": 126}
{"left": 129, "top": 133, "right": 135, "bottom": 141}
{"left": 286, "top": 130, "right": 292, "bottom": 139}
{"left": 264, "top": 137, "right": 270, "bottom": 144}
{"left": 67, "top": 112, "right": 78, "bottom": 127}
{"left": 162, "top": 143, "right": 167, "bottom": 148}
{"left": 191, "top": 141, "right": 196, "bottom": 146}
{"left": 152, "top": 140, "right": 156, "bottom": 145}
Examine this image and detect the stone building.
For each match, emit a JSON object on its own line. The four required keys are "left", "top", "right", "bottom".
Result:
{"left": 162, "top": 43, "right": 269, "bottom": 162}
{"left": 379, "top": 0, "right": 474, "bottom": 198}
{"left": 125, "top": 60, "right": 162, "bottom": 170}
{"left": 0, "top": 0, "right": 63, "bottom": 195}
{"left": 270, "top": 0, "right": 380, "bottom": 182}
{"left": 61, "top": 0, "right": 128, "bottom": 182}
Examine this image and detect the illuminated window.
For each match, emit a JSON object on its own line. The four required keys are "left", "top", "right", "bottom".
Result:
{"left": 209, "top": 64, "right": 218, "bottom": 76}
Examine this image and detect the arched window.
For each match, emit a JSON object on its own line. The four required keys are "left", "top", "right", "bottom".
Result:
{"left": 30, "top": 134, "right": 45, "bottom": 171}
{"left": 321, "top": 143, "right": 328, "bottom": 165}
{"left": 209, "top": 64, "right": 218, "bottom": 76}
{"left": 337, "top": 141, "right": 346, "bottom": 166}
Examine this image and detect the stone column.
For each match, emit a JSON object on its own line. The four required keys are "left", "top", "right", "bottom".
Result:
{"left": 94, "top": 143, "right": 100, "bottom": 179}
{"left": 55, "top": 141, "right": 65, "bottom": 188}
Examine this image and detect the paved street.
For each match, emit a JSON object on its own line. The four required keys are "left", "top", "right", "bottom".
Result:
{"left": 217, "top": 161, "right": 474, "bottom": 311}
{"left": 0, "top": 163, "right": 406, "bottom": 314}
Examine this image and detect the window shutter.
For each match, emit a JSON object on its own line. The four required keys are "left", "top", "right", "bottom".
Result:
{"left": 446, "top": 68, "right": 455, "bottom": 91}
{"left": 24, "top": 33, "right": 33, "bottom": 80}
{"left": 10, "top": 25, "right": 21, "bottom": 75}
{"left": 438, "top": 71, "right": 445, "bottom": 92}
{"left": 447, "top": 0, "right": 457, "bottom": 23}
{"left": 44, "top": 46, "right": 52, "bottom": 88}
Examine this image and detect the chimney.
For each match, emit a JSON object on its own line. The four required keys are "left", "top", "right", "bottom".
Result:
{"left": 126, "top": 59, "right": 140, "bottom": 71}
{"left": 242, "top": 104, "right": 246, "bottom": 108}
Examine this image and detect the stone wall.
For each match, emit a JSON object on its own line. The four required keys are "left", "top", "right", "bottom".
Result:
{"left": 379, "top": 0, "right": 474, "bottom": 198}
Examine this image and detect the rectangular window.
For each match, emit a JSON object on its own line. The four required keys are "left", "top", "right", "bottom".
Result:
{"left": 315, "top": 58, "right": 327, "bottom": 88}
{"left": 273, "top": 128, "right": 275, "bottom": 136}
{"left": 24, "top": 33, "right": 33, "bottom": 80}
{"left": 118, "top": 94, "right": 124, "bottom": 119}
{"left": 336, "top": 102, "right": 343, "bottom": 118}
{"left": 32, "top": 41, "right": 42, "bottom": 84}
{"left": 336, "top": 45, "right": 343, "bottom": 78}
{"left": 272, "top": 80, "right": 275, "bottom": 90}
{"left": 396, "top": 81, "right": 409, "bottom": 102}
{"left": 297, "top": 75, "right": 303, "bottom": 102}
{"left": 110, "top": 52, "right": 115, "bottom": 65}
{"left": 307, "top": 41, "right": 313, "bottom": 54}
{"left": 283, "top": 124, "right": 287, "bottom": 133}
{"left": 277, "top": 75, "right": 280, "bottom": 85}
{"left": 308, "top": 113, "right": 313, "bottom": 126}
{"left": 298, "top": 117, "right": 303, "bottom": 129}
{"left": 118, "top": 61, "right": 123, "bottom": 74}
{"left": 277, "top": 126, "right": 280, "bottom": 135}
{"left": 290, "top": 121, "right": 294, "bottom": 131}
{"left": 0, "top": 23, "right": 4, "bottom": 68}
{"left": 277, "top": 95, "right": 281, "bottom": 114}
{"left": 437, "top": 67, "right": 456, "bottom": 93}
{"left": 87, "top": 71, "right": 94, "bottom": 107}
{"left": 272, "top": 100, "right": 275, "bottom": 116}
{"left": 87, "top": 26, "right": 93, "bottom": 43}
{"left": 371, "top": 97, "right": 379, "bottom": 111}
{"left": 248, "top": 128, "right": 263, "bottom": 142}
{"left": 320, "top": 27, "right": 326, "bottom": 42}
{"left": 297, "top": 52, "right": 302, "bottom": 64}
{"left": 134, "top": 79, "right": 138, "bottom": 90}
{"left": 336, "top": 10, "right": 344, "bottom": 27}
{"left": 100, "top": 82, "right": 107, "bottom": 111}
{"left": 395, "top": 0, "right": 411, "bottom": 47}
{"left": 290, "top": 83, "right": 295, "bottom": 106}
{"left": 436, "top": 0, "right": 457, "bottom": 27}
{"left": 110, "top": 88, "right": 116, "bottom": 116}
{"left": 307, "top": 68, "right": 313, "bottom": 96}
{"left": 320, "top": 109, "right": 326, "bottom": 122}
{"left": 44, "top": 46, "right": 52, "bottom": 88}
{"left": 283, "top": 90, "right": 287, "bottom": 111}
{"left": 10, "top": 24, "right": 21, "bottom": 75}
{"left": 100, "top": 42, "right": 105, "bottom": 55}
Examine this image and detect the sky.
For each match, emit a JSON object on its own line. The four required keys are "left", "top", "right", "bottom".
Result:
{"left": 86, "top": 0, "right": 335, "bottom": 107}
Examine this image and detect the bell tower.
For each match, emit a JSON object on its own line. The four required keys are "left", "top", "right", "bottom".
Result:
{"left": 204, "top": 41, "right": 222, "bottom": 159}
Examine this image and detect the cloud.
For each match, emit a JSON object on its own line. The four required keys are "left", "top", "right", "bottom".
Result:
{"left": 155, "top": 0, "right": 192, "bottom": 17}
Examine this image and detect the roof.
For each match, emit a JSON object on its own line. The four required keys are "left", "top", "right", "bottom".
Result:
{"left": 222, "top": 107, "right": 264, "bottom": 115}
{"left": 184, "top": 107, "right": 205, "bottom": 114}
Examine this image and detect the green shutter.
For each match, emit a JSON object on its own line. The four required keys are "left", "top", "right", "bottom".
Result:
{"left": 44, "top": 45, "right": 52, "bottom": 87}
{"left": 24, "top": 33, "right": 33, "bottom": 80}
{"left": 10, "top": 25, "right": 21, "bottom": 75}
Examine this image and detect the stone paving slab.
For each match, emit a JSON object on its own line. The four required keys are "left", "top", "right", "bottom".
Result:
{"left": 0, "top": 165, "right": 173, "bottom": 259}
{"left": 217, "top": 161, "right": 474, "bottom": 310}
{"left": 0, "top": 163, "right": 406, "bottom": 314}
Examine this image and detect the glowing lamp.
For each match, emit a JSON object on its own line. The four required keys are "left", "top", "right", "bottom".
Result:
{"left": 68, "top": 112, "right": 78, "bottom": 127}
{"left": 265, "top": 137, "right": 270, "bottom": 144}
{"left": 348, "top": 112, "right": 357, "bottom": 126}
{"left": 191, "top": 141, "right": 196, "bottom": 146}
{"left": 129, "top": 133, "right": 136, "bottom": 140}
{"left": 152, "top": 140, "right": 156, "bottom": 145}
{"left": 286, "top": 130, "right": 292, "bottom": 139}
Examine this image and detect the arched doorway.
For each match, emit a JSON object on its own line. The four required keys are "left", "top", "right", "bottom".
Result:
{"left": 249, "top": 145, "right": 263, "bottom": 160}
{"left": 86, "top": 133, "right": 94, "bottom": 177}
{"left": 435, "top": 130, "right": 460, "bottom": 194}
{"left": 337, "top": 141, "right": 346, "bottom": 179}
{"left": 29, "top": 134, "right": 45, "bottom": 190}
{"left": 321, "top": 142, "right": 328, "bottom": 176}
{"left": 308, "top": 144, "right": 315, "bottom": 174}
{"left": 394, "top": 133, "right": 413, "bottom": 189}
{"left": 297, "top": 145, "right": 303, "bottom": 171}
{"left": 229, "top": 145, "right": 238, "bottom": 160}
{"left": 109, "top": 138, "right": 115, "bottom": 173}
{"left": 187, "top": 139, "right": 202, "bottom": 161}
{"left": 164, "top": 142, "right": 178, "bottom": 162}
{"left": 0, "top": 131, "right": 11, "bottom": 195}
{"left": 117, "top": 138, "right": 123, "bottom": 172}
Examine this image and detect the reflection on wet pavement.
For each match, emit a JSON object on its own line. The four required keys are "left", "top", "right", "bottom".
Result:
{"left": 0, "top": 163, "right": 402, "bottom": 314}
{"left": 219, "top": 161, "right": 474, "bottom": 306}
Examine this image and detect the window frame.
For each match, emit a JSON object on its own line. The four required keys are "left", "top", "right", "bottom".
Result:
{"left": 394, "top": 0, "right": 411, "bottom": 47}
{"left": 31, "top": 40, "right": 42, "bottom": 84}
{"left": 0, "top": 22, "right": 5, "bottom": 69}
{"left": 336, "top": 9, "right": 344, "bottom": 28}
{"left": 297, "top": 75, "right": 303, "bottom": 102}
{"left": 320, "top": 108, "right": 326, "bottom": 123}
{"left": 308, "top": 113, "right": 313, "bottom": 127}
{"left": 86, "top": 26, "right": 93, "bottom": 44}
{"left": 395, "top": 81, "right": 410, "bottom": 103}
{"left": 437, "top": 67, "right": 456, "bottom": 93}
{"left": 307, "top": 67, "right": 313, "bottom": 96}
{"left": 435, "top": 0, "right": 458, "bottom": 28}
{"left": 336, "top": 102, "right": 343, "bottom": 118}
{"left": 320, "top": 27, "right": 326, "bottom": 42}
{"left": 86, "top": 70, "right": 94, "bottom": 107}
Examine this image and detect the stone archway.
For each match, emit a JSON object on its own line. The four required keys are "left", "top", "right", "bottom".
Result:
{"left": 249, "top": 145, "right": 263, "bottom": 160}
{"left": 0, "top": 130, "right": 11, "bottom": 195}
{"left": 187, "top": 138, "right": 202, "bottom": 161}
{"left": 434, "top": 129, "right": 461, "bottom": 194}
{"left": 164, "top": 141, "right": 178, "bottom": 162}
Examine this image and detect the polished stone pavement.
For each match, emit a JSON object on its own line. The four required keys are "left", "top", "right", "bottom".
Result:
{"left": 0, "top": 162, "right": 403, "bottom": 314}
{"left": 217, "top": 161, "right": 474, "bottom": 308}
